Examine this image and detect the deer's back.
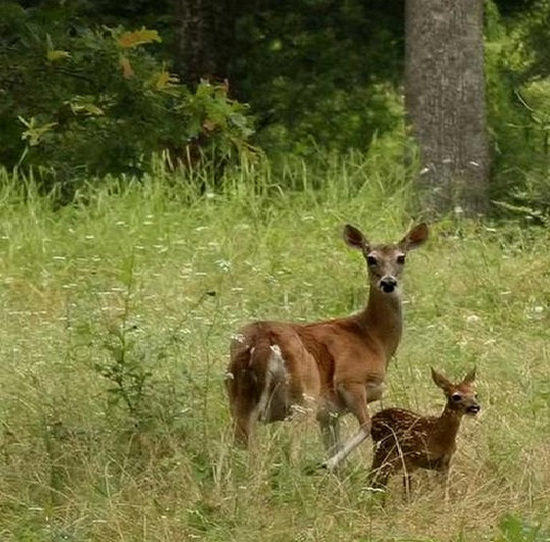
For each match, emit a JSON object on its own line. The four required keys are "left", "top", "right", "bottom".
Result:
{"left": 230, "top": 316, "right": 386, "bottom": 394}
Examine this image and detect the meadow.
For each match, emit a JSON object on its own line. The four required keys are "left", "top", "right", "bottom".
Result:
{"left": 0, "top": 156, "right": 548, "bottom": 542}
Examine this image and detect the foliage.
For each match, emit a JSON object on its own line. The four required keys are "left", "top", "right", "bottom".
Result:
{"left": 484, "top": 0, "right": 550, "bottom": 216}
{"left": 0, "top": 2, "right": 254, "bottom": 196}
{"left": 1, "top": 0, "right": 550, "bottom": 213}
{"left": 231, "top": 0, "right": 405, "bottom": 155}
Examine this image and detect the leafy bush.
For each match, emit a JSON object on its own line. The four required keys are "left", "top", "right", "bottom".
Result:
{"left": 0, "top": 3, "right": 255, "bottom": 197}
{"left": 485, "top": 1, "right": 550, "bottom": 216}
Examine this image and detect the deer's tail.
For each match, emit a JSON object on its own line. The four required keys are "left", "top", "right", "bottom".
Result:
{"left": 226, "top": 336, "right": 287, "bottom": 445}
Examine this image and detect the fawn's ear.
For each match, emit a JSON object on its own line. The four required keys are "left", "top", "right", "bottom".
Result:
{"left": 462, "top": 367, "right": 477, "bottom": 385}
{"left": 343, "top": 224, "right": 370, "bottom": 251}
{"left": 431, "top": 367, "right": 453, "bottom": 391}
{"left": 399, "top": 223, "right": 429, "bottom": 252}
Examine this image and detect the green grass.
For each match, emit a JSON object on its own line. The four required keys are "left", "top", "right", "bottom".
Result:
{"left": 0, "top": 158, "right": 549, "bottom": 542}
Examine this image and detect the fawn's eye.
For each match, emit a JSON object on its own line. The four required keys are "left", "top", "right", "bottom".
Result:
{"left": 451, "top": 393, "right": 462, "bottom": 402}
{"left": 396, "top": 254, "right": 406, "bottom": 264}
{"left": 366, "top": 255, "right": 377, "bottom": 266}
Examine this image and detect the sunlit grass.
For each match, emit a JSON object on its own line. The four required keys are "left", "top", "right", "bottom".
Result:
{"left": 0, "top": 159, "right": 548, "bottom": 541}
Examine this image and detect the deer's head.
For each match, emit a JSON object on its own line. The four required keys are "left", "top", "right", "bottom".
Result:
{"left": 431, "top": 367, "right": 480, "bottom": 416}
{"left": 343, "top": 223, "right": 429, "bottom": 295}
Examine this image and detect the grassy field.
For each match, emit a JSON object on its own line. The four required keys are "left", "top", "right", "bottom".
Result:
{"left": 0, "top": 158, "right": 549, "bottom": 542}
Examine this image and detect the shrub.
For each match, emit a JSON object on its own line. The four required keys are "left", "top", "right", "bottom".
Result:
{"left": 0, "top": 3, "right": 255, "bottom": 197}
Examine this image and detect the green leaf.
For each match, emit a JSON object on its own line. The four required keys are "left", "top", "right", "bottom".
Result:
{"left": 46, "top": 49, "right": 70, "bottom": 61}
{"left": 117, "top": 28, "right": 161, "bottom": 49}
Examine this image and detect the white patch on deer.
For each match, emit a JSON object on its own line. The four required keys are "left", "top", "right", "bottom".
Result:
{"left": 268, "top": 345, "right": 286, "bottom": 380}
{"left": 255, "top": 344, "right": 288, "bottom": 423}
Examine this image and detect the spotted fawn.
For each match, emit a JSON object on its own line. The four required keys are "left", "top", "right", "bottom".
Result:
{"left": 368, "top": 367, "right": 480, "bottom": 493}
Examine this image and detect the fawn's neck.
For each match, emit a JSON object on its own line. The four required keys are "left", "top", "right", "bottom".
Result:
{"left": 358, "top": 285, "right": 403, "bottom": 361}
{"left": 434, "top": 406, "right": 464, "bottom": 444}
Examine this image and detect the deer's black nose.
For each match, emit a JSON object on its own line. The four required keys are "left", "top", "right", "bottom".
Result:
{"left": 467, "top": 405, "right": 480, "bottom": 415}
{"left": 380, "top": 277, "right": 397, "bottom": 293}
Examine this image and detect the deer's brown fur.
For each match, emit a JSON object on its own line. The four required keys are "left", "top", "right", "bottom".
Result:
{"left": 226, "top": 223, "right": 429, "bottom": 470}
{"left": 369, "top": 367, "right": 480, "bottom": 490}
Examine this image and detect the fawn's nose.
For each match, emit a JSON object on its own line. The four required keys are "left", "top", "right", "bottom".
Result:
{"left": 467, "top": 404, "right": 480, "bottom": 415}
{"left": 380, "top": 276, "right": 397, "bottom": 293}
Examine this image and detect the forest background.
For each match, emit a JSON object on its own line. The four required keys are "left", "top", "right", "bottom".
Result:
{"left": 1, "top": 0, "right": 550, "bottom": 215}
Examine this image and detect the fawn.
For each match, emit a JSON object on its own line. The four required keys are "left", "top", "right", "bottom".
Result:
{"left": 368, "top": 367, "right": 480, "bottom": 492}
{"left": 226, "top": 222, "right": 429, "bottom": 470}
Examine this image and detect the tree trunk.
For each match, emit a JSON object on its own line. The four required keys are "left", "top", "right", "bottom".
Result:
{"left": 173, "top": 0, "right": 236, "bottom": 85}
{"left": 405, "top": 0, "right": 489, "bottom": 216}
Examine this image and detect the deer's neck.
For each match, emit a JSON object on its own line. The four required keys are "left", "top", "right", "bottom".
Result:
{"left": 358, "top": 286, "right": 403, "bottom": 361}
{"left": 434, "top": 407, "right": 463, "bottom": 445}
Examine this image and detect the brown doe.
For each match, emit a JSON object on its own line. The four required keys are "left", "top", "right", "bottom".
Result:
{"left": 368, "top": 367, "right": 480, "bottom": 493}
{"left": 225, "top": 222, "right": 429, "bottom": 470}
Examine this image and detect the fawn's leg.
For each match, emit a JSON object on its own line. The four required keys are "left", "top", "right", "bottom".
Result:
{"left": 367, "top": 451, "right": 397, "bottom": 507}
{"left": 402, "top": 473, "right": 414, "bottom": 502}
{"left": 368, "top": 450, "right": 392, "bottom": 490}
{"left": 436, "top": 462, "right": 451, "bottom": 505}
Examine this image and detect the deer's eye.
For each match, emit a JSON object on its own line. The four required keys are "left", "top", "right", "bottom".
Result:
{"left": 451, "top": 393, "right": 462, "bottom": 402}
{"left": 366, "top": 255, "right": 377, "bottom": 266}
{"left": 396, "top": 254, "right": 406, "bottom": 264}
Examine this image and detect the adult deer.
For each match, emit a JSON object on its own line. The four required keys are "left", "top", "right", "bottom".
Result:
{"left": 226, "top": 222, "right": 429, "bottom": 470}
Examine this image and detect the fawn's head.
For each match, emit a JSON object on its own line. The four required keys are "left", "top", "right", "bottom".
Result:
{"left": 343, "top": 223, "right": 429, "bottom": 295}
{"left": 431, "top": 367, "right": 480, "bottom": 416}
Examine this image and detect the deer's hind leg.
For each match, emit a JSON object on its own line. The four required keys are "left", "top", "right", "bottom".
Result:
{"left": 316, "top": 394, "right": 342, "bottom": 456}
{"left": 229, "top": 392, "right": 259, "bottom": 448}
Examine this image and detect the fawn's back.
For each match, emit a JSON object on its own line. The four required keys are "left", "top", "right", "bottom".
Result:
{"left": 371, "top": 408, "right": 451, "bottom": 471}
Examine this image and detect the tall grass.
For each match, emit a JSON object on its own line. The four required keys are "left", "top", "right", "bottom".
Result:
{"left": 0, "top": 156, "right": 548, "bottom": 542}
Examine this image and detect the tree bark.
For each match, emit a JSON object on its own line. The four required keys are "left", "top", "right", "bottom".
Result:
{"left": 405, "top": 0, "right": 490, "bottom": 216}
{"left": 173, "top": 0, "right": 236, "bottom": 85}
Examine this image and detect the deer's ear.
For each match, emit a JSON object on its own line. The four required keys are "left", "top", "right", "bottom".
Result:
{"left": 431, "top": 367, "right": 453, "bottom": 391}
{"left": 462, "top": 367, "right": 477, "bottom": 385}
{"left": 399, "top": 223, "right": 429, "bottom": 252}
{"left": 343, "top": 224, "right": 370, "bottom": 251}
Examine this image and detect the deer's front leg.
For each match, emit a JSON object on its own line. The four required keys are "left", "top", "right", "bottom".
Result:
{"left": 322, "top": 381, "right": 370, "bottom": 471}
